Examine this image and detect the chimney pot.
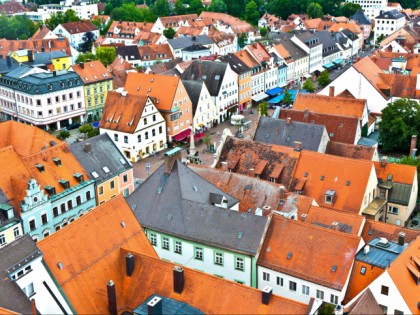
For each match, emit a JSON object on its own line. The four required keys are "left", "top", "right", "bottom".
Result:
{"left": 31, "top": 299, "right": 37, "bottom": 315}
{"left": 398, "top": 232, "right": 406, "bottom": 246}
{"left": 301, "top": 213, "right": 307, "bottom": 222}
{"left": 329, "top": 86, "right": 335, "bottom": 97}
{"left": 126, "top": 253, "right": 135, "bottom": 276}
{"left": 286, "top": 117, "right": 292, "bottom": 125}
{"left": 107, "top": 280, "right": 117, "bottom": 315}
{"left": 410, "top": 135, "right": 417, "bottom": 158}
{"left": 381, "top": 156, "right": 387, "bottom": 167}
{"left": 293, "top": 141, "right": 302, "bottom": 151}
{"left": 364, "top": 245, "right": 370, "bottom": 255}
{"left": 173, "top": 266, "right": 184, "bottom": 294}
{"left": 84, "top": 143, "right": 91, "bottom": 153}
{"left": 147, "top": 296, "right": 163, "bottom": 315}
{"left": 262, "top": 286, "right": 273, "bottom": 305}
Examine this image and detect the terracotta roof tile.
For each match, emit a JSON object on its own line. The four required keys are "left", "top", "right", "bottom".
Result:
{"left": 279, "top": 109, "right": 360, "bottom": 144}
{"left": 326, "top": 142, "right": 375, "bottom": 160}
{"left": 293, "top": 94, "right": 366, "bottom": 120}
{"left": 353, "top": 57, "right": 389, "bottom": 98}
{"left": 293, "top": 150, "right": 375, "bottom": 213}
{"left": 258, "top": 214, "right": 361, "bottom": 290}
{"left": 99, "top": 91, "right": 149, "bottom": 133}
{"left": 107, "top": 21, "right": 153, "bottom": 35}
{"left": 374, "top": 161, "right": 416, "bottom": 185}
{"left": 0, "top": 38, "right": 73, "bottom": 59}
{"left": 361, "top": 219, "right": 419, "bottom": 244}
{"left": 72, "top": 60, "right": 111, "bottom": 84}
{"left": 199, "top": 12, "right": 255, "bottom": 34}
{"left": 0, "top": 1, "right": 27, "bottom": 15}
{"left": 31, "top": 25, "right": 55, "bottom": 40}
{"left": 60, "top": 20, "right": 98, "bottom": 34}
{"left": 107, "top": 55, "right": 134, "bottom": 88}
{"left": 336, "top": 89, "right": 356, "bottom": 99}
{"left": 175, "top": 26, "right": 203, "bottom": 37}
{"left": 124, "top": 72, "right": 181, "bottom": 111}
{"left": 137, "top": 44, "right": 174, "bottom": 61}
{"left": 159, "top": 14, "right": 198, "bottom": 27}
{"left": 304, "top": 18, "right": 322, "bottom": 29}
{"left": 328, "top": 21, "right": 362, "bottom": 34}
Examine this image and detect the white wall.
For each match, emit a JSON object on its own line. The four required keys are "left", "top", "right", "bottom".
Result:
{"left": 360, "top": 164, "right": 379, "bottom": 214}
{"left": 193, "top": 84, "right": 217, "bottom": 131}
{"left": 214, "top": 64, "right": 238, "bottom": 122}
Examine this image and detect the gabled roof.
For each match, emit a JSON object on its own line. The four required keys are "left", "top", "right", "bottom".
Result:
{"left": 99, "top": 91, "right": 150, "bottom": 133}
{"left": 254, "top": 117, "right": 327, "bottom": 151}
{"left": 127, "top": 160, "right": 268, "bottom": 255}
{"left": 71, "top": 60, "right": 111, "bottom": 84}
{"left": 124, "top": 72, "right": 181, "bottom": 111}
{"left": 376, "top": 9, "right": 405, "bottom": 20}
{"left": 293, "top": 94, "right": 366, "bottom": 120}
{"left": 361, "top": 219, "right": 419, "bottom": 244}
{"left": 0, "top": 38, "right": 73, "bottom": 60}
{"left": 59, "top": 20, "right": 98, "bottom": 34}
{"left": 0, "top": 121, "right": 63, "bottom": 157}
{"left": 326, "top": 142, "right": 375, "bottom": 161}
{"left": 258, "top": 214, "right": 360, "bottom": 290}
{"left": 344, "top": 288, "right": 383, "bottom": 315}
{"left": 37, "top": 195, "right": 158, "bottom": 314}
{"left": 31, "top": 25, "right": 56, "bottom": 40}
{"left": 158, "top": 14, "right": 198, "bottom": 27}
{"left": 167, "top": 35, "right": 214, "bottom": 50}
{"left": 116, "top": 45, "right": 141, "bottom": 61}
{"left": 107, "top": 54, "right": 133, "bottom": 88}
{"left": 293, "top": 150, "right": 375, "bottom": 213}
{"left": 182, "top": 80, "right": 204, "bottom": 112}
{"left": 218, "top": 53, "right": 252, "bottom": 75}
{"left": 0, "top": 235, "right": 38, "bottom": 314}
{"left": 0, "top": 1, "right": 27, "bottom": 15}
{"left": 180, "top": 60, "right": 228, "bottom": 96}
{"left": 374, "top": 161, "right": 416, "bottom": 185}
{"left": 245, "top": 42, "right": 271, "bottom": 63}
{"left": 352, "top": 57, "right": 390, "bottom": 98}
{"left": 138, "top": 43, "right": 173, "bottom": 61}
{"left": 69, "top": 133, "right": 132, "bottom": 183}
{"left": 199, "top": 11, "right": 255, "bottom": 34}
{"left": 216, "top": 137, "right": 300, "bottom": 190}
{"left": 279, "top": 109, "right": 360, "bottom": 145}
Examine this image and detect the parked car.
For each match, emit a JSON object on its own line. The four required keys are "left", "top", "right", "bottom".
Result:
{"left": 68, "top": 122, "right": 81, "bottom": 130}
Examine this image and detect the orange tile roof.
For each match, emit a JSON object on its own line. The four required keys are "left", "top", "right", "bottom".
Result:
{"left": 258, "top": 214, "right": 361, "bottom": 290}
{"left": 235, "top": 49, "right": 259, "bottom": 68}
{"left": 137, "top": 44, "right": 174, "bottom": 61}
{"left": 326, "top": 142, "right": 376, "bottom": 161}
{"left": 374, "top": 161, "right": 416, "bottom": 185}
{"left": 304, "top": 18, "right": 322, "bottom": 29}
{"left": 60, "top": 20, "right": 98, "bottom": 34}
{"left": 361, "top": 219, "right": 420, "bottom": 244}
{"left": 335, "top": 89, "right": 355, "bottom": 98}
{"left": 0, "top": 38, "right": 73, "bottom": 59}
{"left": 31, "top": 25, "right": 55, "bottom": 40}
{"left": 328, "top": 21, "right": 362, "bottom": 34}
{"left": 159, "top": 14, "right": 199, "bottom": 27}
{"left": 134, "top": 31, "right": 163, "bottom": 45}
{"left": 107, "top": 55, "right": 134, "bottom": 88}
{"left": 71, "top": 60, "right": 112, "bottom": 84}
{"left": 108, "top": 21, "right": 153, "bottom": 34}
{"left": 20, "top": 143, "right": 90, "bottom": 195}
{"left": 37, "top": 195, "right": 158, "bottom": 314}
{"left": 246, "top": 42, "right": 271, "bottom": 63}
{"left": 0, "top": 307, "right": 19, "bottom": 315}
{"left": 99, "top": 91, "right": 149, "bottom": 133}
{"left": 0, "top": 121, "right": 63, "bottom": 157}
{"left": 175, "top": 26, "right": 203, "bottom": 37}
{"left": 353, "top": 57, "right": 389, "bottom": 98}
{"left": 124, "top": 72, "right": 181, "bottom": 111}
{"left": 387, "top": 237, "right": 420, "bottom": 314}
{"left": 293, "top": 150, "right": 375, "bottom": 213}
{"left": 272, "top": 44, "right": 294, "bottom": 64}
{"left": 293, "top": 94, "right": 366, "bottom": 120}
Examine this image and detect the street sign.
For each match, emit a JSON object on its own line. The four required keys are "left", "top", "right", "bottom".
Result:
{"left": 146, "top": 163, "right": 151, "bottom": 171}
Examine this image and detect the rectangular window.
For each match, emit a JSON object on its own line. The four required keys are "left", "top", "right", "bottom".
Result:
{"left": 123, "top": 174, "right": 128, "bottom": 183}
{"left": 379, "top": 305, "right": 388, "bottom": 314}
{"left": 25, "top": 283, "right": 34, "bottom": 297}
{"left": 53, "top": 207, "right": 59, "bottom": 217}
{"left": 67, "top": 200, "right": 73, "bottom": 210}
{"left": 194, "top": 247, "right": 203, "bottom": 260}
{"left": 149, "top": 233, "right": 157, "bottom": 246}
{"left": 124, "top": 135, "right": 128, "bottom": 144}
{"left": 0, "top": 234, "right": 5, "bottom": 245}
{"left": 302, "top": 285, "right": 310, "bottom": 295}
{"left": 152, "top": 129, "right": 156, "bottom": 137}
{"left": 175, "top": 241, "right": 182, "bottom": 254}
{"left": 41, "top": 213, "right": 48, "bottom": 225}
{"left": 29, "top": 219, "right": 36, "bottom": 231}
{"left": 215, "top": 252, "right": 223, "bottom": 265}
{"left": 235, "top": 257, "right": 244, "bottom": 271}
{"left": 76, "top": 196, "right": 81, "bottom": 206}
{"left": 388, "top": 206, "right": 398, "bottom": 215}
{"left": 381, "top": 285, "right": 389, "bottom": 296}
{"left": 60, "top": 203, "right": 66, "bottom": 213}
{"left": 145, "top": 132, "right": 149, "bottom": 140}
{"left": 110, "top": 181, "right": 115, "bottom": 189}
{"left": 114, "top": 134, "right": 118, "bottom": 142}
{"left": 13, "top": 227, "right": 20, "bottom": 238}
{"left": 86, "top": 191, "right": 91, "bottom": 200}
{"left": 159, "top": 126, "right": 163, "bottom": 134}
{"left": 394, "top": 310, "right": 404, "bottom": 315}
{"left": 144, "top": 118, "right": 147, "bottom": 125}
{"left": 99, "top": 186, "right": 104, "bottom": 195}
{"left": 276, "top": 276, "right": 283, "bottom": 286}
{"left": 137, "top": 134, "right": 141, "bottom": 143}
{"left": 330, "top": 294, "right": 338, "bottom": 304}
{"left": 262, "top": 271, "right": 270, "bottom": 282}
{"left": 289, "top": 281, "right": 297, "bottom": 292}
{"left": 162, "top": 237, "right": 169, "bottom": 250}
{"left": 153, "top": 114, "right": 156, "bottom": 122}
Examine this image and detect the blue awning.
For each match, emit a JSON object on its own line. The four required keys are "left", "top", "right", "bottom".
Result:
{"left": 265, "top": 86, "right": 283, "bottom": 96}
{"left": 333, "top": 58, "right": 344, "bottom": 64}
{"left": 268, "top": 94, "right": 284, "bottom": 103}
{"left": 323, "top": 62, "right": 334, "bottom": 69}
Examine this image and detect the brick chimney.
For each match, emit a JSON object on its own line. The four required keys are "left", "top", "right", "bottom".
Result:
{"left": 147, "top": 296, "right": 163, "bottom": 315}
{"left": 398, "top": 232, "right": 406, "bottom": 246}
{"left": 329, "top": 86, "right": 335, "bottom": 97}
{"left": 84, "top": 143, "right": 91, "bottom": 153}
{"left": 31, "top": 299, "right": 37, "bottom": 315}
{"left": 262, "top": 286, "right": 273, "bottom": 305}
{"left": 107, "top": 280, "right": 117, "bottom": 315}
{"left": 126, "top": 252, "right": 135, "bottom": 276}
{"left": 410, "top": 135, "right": 417, "bottom": 157}
{"left": 164, "top": 147, "right": 182, "bottom": 175}
{"left": 173, "top": 266, "right": 184, "bottom": 294}
{"left": 381, "top": 156, "right": 387, "bottom": 167}
{"left": 293, "top": 141, "right": 302, "bottom": 151}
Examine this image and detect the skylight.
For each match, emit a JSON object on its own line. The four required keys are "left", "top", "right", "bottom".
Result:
{"left": 103, "top": 166, "right": 110, "bottom": 173}
{"left": 119, "top": 158, "right": 127, "bottom": 165}
{"left": 91, "top": 171, "right": 99, "bottom": 178}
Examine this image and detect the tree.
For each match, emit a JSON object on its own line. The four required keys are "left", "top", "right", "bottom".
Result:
{"left": 224, "top": 0, "right": 248, "bottom": 18}
{"left": 376, "top": 34, "right": 385, "bottom": 44}
{"left": 188, "top": 0, "right": 204, "bottom": 14}
{"left": 317, "top": 70, "right": 331, "bottom": 87}
{"left": 79, "top": 124, "right": 93, "bottom": 134}
{"left": 163, "top": 27, "right": 176, "bottom": 39}
{"left": 87, "top": 129, "right": 100, "bottom": 138}
{"left": 208, "top": 0, "right": 227, "bottom": 12}
{"left": 57, "top": 130, "right": 70, "bottom": 140}
{"left": 151, "top": 0, "right": 170, "bottom": 16}
{"left": 203, "top": 133, "right": 212, "bottom": 149}
{"left": 79, "top": 31, "right": 96, "bottom": 52}
{"left": 244, "top": 0, "right": 260, "bottom": 26}
{"left": 307, "top": 2, "right": 323, "bottom": 18}
{"left": 282, "top": 90, "right": 293, "bottom": 105}
{"left": 45, "top": 9, "right": 80, "bottom": 30}
{"left": 96, "top": 46, "right": 116, "bottom": 66}
{"left": 260, "top": 27, "right": 268, "bottom": 38}
{"left": 104, "top": 2, "right": 114, "bottom": 15}
{"left": 379, "top": 98, "right": 420, "bottom": 152}
{"left": 238, "top": 32, "right": 247, "bottom": 48}
{"left": 257, "top": 101, "right": 269, "bottom": 116}
{"left": 302, "top": 78, "right": 315, "bottom": 93}
{"left": 75, "top": 52, "right": 97, "bottom": 63}
{"left": 338, "top": 2, "right": 362, "bottom": 17}
{"left": 174, "top": 0, "right": 187, "bottom": 14}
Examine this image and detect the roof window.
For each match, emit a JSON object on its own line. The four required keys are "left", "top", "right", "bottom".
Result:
{"left": 73, "top": 173, "right": 84, "bottom": 183}
{"left": 36, "top": 163, "right": 45, "bottom": 172}
{"left": 59, "top": 179, "right": 70, "bottom": 189}
{"left": 52, "top": 157, "right": 61, "bottom": 166}
{"left": 325, "top": 190, "right": 336, "bottom": 204}
{"left": 91, "top": 171, "right": 99, "bottom": 178}
{"left": 103, "top": 166, "right": 110, "bottom": 173}
{"left": 44, "top": 185, "right": 56, "bottom": 196}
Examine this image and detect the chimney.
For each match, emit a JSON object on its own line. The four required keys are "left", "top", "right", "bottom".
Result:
{"left": 286, "top": 117, "right": 291, "bottom": 125}
{"left": 329, "top": 86, "right": 335, "bottom": 97}
{"left": 364, "top": 245, "right": 370, "bottom": 255}
{"left": 41, "top": 46, "right": 45, "bottom": 52}
{"left": 147, "top": 296, "right": 163, "bottom": 315}
{"left": 31, "top": 299, "right": 37, "bottom": 315}
{"left": 301, "top": 213, "right": 307, "bottom": 222}
{"left": 381, "top": 156, "right": 387, "bottom": 167}
{"left": 164, "top": 148, "right": 182, "bottom": 175}
{"left": 126, "top": 252, "right": 135, "bottom": 276}
{"left": 410, "top": 135, "right": 417, "bottom": 157}
{"left": 173, "top": 266, "right": 184, "bottom": 294}
{"left": 79, "top": 62, "right": 84, "bottom": 69}
{"left": 293, "top": 141, "right": 302, "bottom": 151}
{"left": 84, "top": 143, "right": 91, "bottom": 153}
{"left": 53, "top": 71, "right": 57, "bottom": 76}
{"left": 262, "top": 286, "right": 273, "bottom": 305}
{"left": 28, "top": 50, "right": 33, "bottom": 62}
{"left": 279, "top": 187, "right": 285, "bottom": 205}
{"left": 107, "top": 280, "right": 117, "bottom": 315}
{"left": 398, "top": 232, "right": 406, "bottom": 246}
{"left": 6, "top": 55, "right": 11, "bottom": 67}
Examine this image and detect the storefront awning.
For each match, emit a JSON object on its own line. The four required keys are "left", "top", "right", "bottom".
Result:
{"left": 323, "top": 62, "right": 334, "bottom": 69}
{"left": 252, "top": 92, "right": 269, "bottom": 102}
{"left": 265, "top": 87, "right": 283, "bottom": 96}
{"left": 303, "top": 73, "right": 312, "bottom": 79}
{"left": 312, "top": 65, "right": 325, "bottom": 73}
{"left": 173, "top": 128, "right": 191, "bottom": 141}
{"left": 333, "top": 58, "right": 344, "bottom": 64}
{"left": 193, "top": 133, "right": 205, "bottom": 140}
{"left": 268, "top": 94, "right": 284, "bottom": 104}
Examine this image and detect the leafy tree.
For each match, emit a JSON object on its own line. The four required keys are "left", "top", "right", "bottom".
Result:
{"left": 379, "top": 98, "right": 420, "bottom": 152}
{"left": 208, "top": 0, "right": 227, "bottom": 12}
{"left": 224, "top": 0, "right": 248, "bottom": 18}
{"left": 244, "top": 0, "right": 260, "bottom": 26}
{"left": 238, "top": 32, "right": 247, "bottom": 48}
{"left": 87, "top": 129, "right": 100, "bottom": 138}
{"left": 361, "top": 123, "right": 368, "bottom": 137}
{"left": 376, "top": 34, "right": 385, "bottom": 44}
{"left": 203, "top": 133, "right": 212, "bottom": 149}
{"left": 163, "top": 27, "right": 176, "bottom": 39}
{"left": 260, "top": 27, "right": 268, "bottom": 37}
{"left": 79, "top": 124, "right": 93, "bottom": 134}
{"left": 283, "top": 90, "right": 293, "bottom": 105}
{"left": 104, "top": 2, "right": 114, "bottom": 15}
{"left": 174, "top": 0, "right": 187, "bottom": 14}
{"left": 317, "top": 0, "right": 338, "bottom": 15}
{"left": 96, "top": 46, "right": 116, "bottom": 66}
{"left": 302, "top": 78, "right": 315, "bottom": 93}
{"left": 57, "top": 130, "right": 70, "bottom": 140}
{"left": 45, "top": 9, "right": 80, "bottom": 30}
{"left": 307, "top": 2, "right": 323, "bottom": 18}
{"left": 79, "top": 31, "right": 96, "bottom": 52}
{"left": 75, "top": 52, "right": 97, "bottom": 63}
{"left": 267, "top": 0, "right": 303, "bottom": 19}
{"left": 0, "top": 14, "right": 37, "bottom": 39}
{"left": 337, "top": 2, "right": 362, "bottom": 17}
{"left": 151, "top": 0, "right": 170, "bottom": 16}
{"left": 188, "top": 0, "right": 204, "bottom": 14}
{"left": 317, "top": 70, "right": 331, "bottom": 87}
{"left": 257, "top": 101, "right": 268, "bottom": 116}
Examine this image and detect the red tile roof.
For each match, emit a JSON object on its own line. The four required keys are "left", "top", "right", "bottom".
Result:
{"left": 71, "top": 60, "right": 112, "bottom": 84}
{"left": 258, "top": 214, "right": 361, "bottom": 290}
{"left": 31, "top": 25, "right": 55, "bottom": 40}
{"left": 60, "top": 20, "right": 98, "bottom": 34}
{"left": 137, "top": 44, "right": 174, "bottom": 61}
{"left": 0, "top": 1, "right": 27, "bottom": 15}
{"left": 326, "top": 142, "right": 376, "bottom": 161}
{"left": 107, "top": 55, "right": 134, "bottom": 88}
{"left": 374, "top": 161, "right": 417, "bottom": 185}
{"left": 361, "top": 219, "right": 420, "bottom": 244}
{"left": 0, "top": 38, "right": 73, "bottom": 58}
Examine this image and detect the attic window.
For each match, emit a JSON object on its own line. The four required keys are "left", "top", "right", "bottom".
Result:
{"left": 47, "top": 84, "right": 52, "bottom": 90}
{"left": 287, "top": 252, "right": 293, "bottom": 259}
{"left": 339, "top": 123, "right": 343, "bottom": 127}
{"left": 73, "top": 173, "right": 84, "bottom": 183}
{"left": 119, "top": 158, "right": 127, "bottom": 165}
{"left": 329, "top": 132, "right": 334, "bottom": 137}
{"left": 36, "top": 163, "right": 45, "bottom": 172}
{"left": 192, "top": 185, "right": 198, "bottom": 192}
{"left": 157, "top": 186, "right": 163, "bottom": 194}
{"left": 238, "top": 231, "right": 244, "bottom": 239}
{"left": 387, "top": 174, "right": 393, "bottom": 182}
{"left": 103, "top": 166, "right": 110, "bottom": 173}
{"left": 121, "top": 221, "right": 126, "bottom": 228}
{"left": 325, "top": 190, "right": 336, "bottom": 204}
{"left": 44, "top": 185, "right": 56, "bottom": 196}
{"left": 215, "top": 75, "right": 220, "bottom": 80}
{"left": 201, "top": 75, "right": 207, "bottom": 80}
{"left": 59, "top": 179, "right": 70, "bottom": 189}
{"left": 91, "top": 171, "right": 99, "bottom": 178}
{"left": 57, "top": 262, "right": 64, "bottom": 270}
{"left": 360, "top": 266, "right": 366, "bottom": 275}
{"left": 332, "top": 265, "right": 337, "bottom": 272}
{"left": 304, "top": 172, "right": 308, "bottom": 177}
{"left": 346, "top": 180, "right": 350, "bottom": 186}
{"left": 320, "top": 175, "right": 324, "bottom": 181}
{"left": 52, "top": 158, "right": 61, "bottom": 166}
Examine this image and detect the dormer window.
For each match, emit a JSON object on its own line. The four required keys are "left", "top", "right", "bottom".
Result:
{"left": 59, "top": 179, "right": 70, "bottom": 189}
{"left": 36, "top": 163, "right": 45, "bottom": 172}
{"left": 52, "top": 158, "right": 61, "bottom": 166}
{"left": 325, "top": 190, "right": 336, "bottom": 204}
{"left": 44, "top": 185, "right": 56, "bottom": 196}
{"left": 73, "top": 173, "right": 84, "bottom": 183}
